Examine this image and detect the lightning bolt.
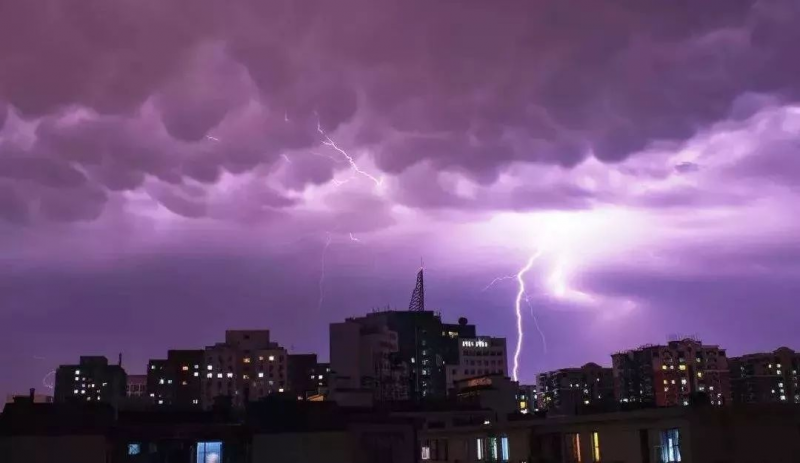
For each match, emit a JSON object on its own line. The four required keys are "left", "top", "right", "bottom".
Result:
{"left": 512, "top": 250, "right": 542, "bottom": 382}
{"left": 281, "top": 154, "right": 292, "bottom": 163}
{"left": 205, "top": 135, "right": 220, "bottom": 142}
{"left": 482, "top": 274, "right": 516, "bottom": 292}
{"left": 349, "top": 232, "right": 361, "bottom": 243}
{"left": 318, "top": 232, "right": 333, "bottom": 312}
{"left": 316, "top": 119, "right": 384, "bottom": 187}
{"left": 42, "top": 370, "right": 55, "bottom": 390}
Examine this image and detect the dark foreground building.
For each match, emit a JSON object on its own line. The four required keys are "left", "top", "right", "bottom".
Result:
{"left": 0, "top": 394, "right": 415, "bottom": 463}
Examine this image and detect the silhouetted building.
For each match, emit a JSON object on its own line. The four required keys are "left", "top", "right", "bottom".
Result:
{"left": 729, "top": 346, "right": 800, "bottom": 404}
{"left": 612, "top": 338, "right": 731, "bottom": 407}
{"left": 125, "top": 374, "right": 147, "bottom": 398}
{"left": 287, "top": 353, "right": 330, "bottom": 399}
{"left": 202, "top": 330, "right": 288, "bottom": 409}
{"left": 54, "top": 356, "right": 127, "bottom": 406}
{"left": 537, "top": 362, "right": 614, "bottom": 415}
{"left": 147, "top": 350, "right": 203, "bottom": 408}
{"left": 330, "top": 311, "right": 477, "bottom": 402}
{"left": 517, "top": 384, "right": 537, "bottom": 414}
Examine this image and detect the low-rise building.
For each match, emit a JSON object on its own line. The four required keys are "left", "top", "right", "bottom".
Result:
{"left": 537, "top": 362, "right": 614, "bottom": 415}
{"left": 54, "top": 356, "right": 127, "bottom": 406}
{"left": 729, "top": 346, "right": 800, "bottom": 404}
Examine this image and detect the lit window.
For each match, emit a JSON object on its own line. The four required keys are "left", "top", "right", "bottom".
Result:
{"left": 709, "top": 386, "right": 714, "bottom": 391}
{"left": 167, "top": 380, "right": 173, "bottom": 384}
{"left": 663, "top": 380, "right": 668, "bottom": 385}
{"left": 182, "top": 381, "right": 187, "bottom": 386}
{"left": 565, "top": 433, "right": 581, "bottom": 462}
{"left": 128, "top": 444, "right": 141, "bottom": 456}
{"left": 697, "top": 372, "right": 703, "bottom": 378}
{"left": 193, "top": 399, "right": 199, "bottom": 404}
{"left": 660, "top": 429, "right": 681, "bottom": 462}
{"left": 151, "top": 365, "right": 155, "bottom": 370}
{"left": 197, "top": 442, "right": 223, "bottom": 463}
{"left": 661, "top": 365, "right": 667, "bottom": 370}
{"left": 781, "top": 395, "right": 787, "bottom": 401}
{"left": 421, "top": 446, "right": 431, "bottom": 460}
{"left": 501, "top": 436, "right": 510, "bottom": 461}
{"left": 158, "top": 399, "right": 164, "bottom": 405}
{"left": 194, "top": 364, "right": 199, "bottom": 369}
{"left": 269, "top": 355, "right": 275, "bottom": 361}
{"left": 310, "top": 375, "right": 315, "bottom": 379}
{"left": 681, "top": 379, "right": 687, "bottom": 385}
{"left": 777, "top": 363, "right": 782, "bottom": 368}
{"left": 671, "top": 380, "right": 676, "bottom": 384}
{"left": 159, "top": 378, "right": 165, "bottom": 385}
{"left": 182, "top": 366, "right": 189, "bottom": 371}
{"left": 678, "top": 365, "right": 686, "bottom": 371}
{"left": 194, "top": 372, "right": 199, "bottom": 377}
{"left": 591, "top": 432, "right": 600, "bottom": 462}
{"left": 243, "top": 358, "right": 251, "bottom": 364}
{"left": 278, "top": 388, "right": 284, "bottom": 392}
{"left": 150, "top": 393, "right": 155, "bottom": 397}
{"left": 207, "top": 365, "right": 213, "bottom": 370}
{"left": 206, "top": 373, "right": 212, "bottom": 378}
{"left": 258, "top": 372, "right": 264, "bottom": 378}
{"left": 217, "top": 373, "right": 223, "bottom": 378}
{"left": 243, "top": 374, "right": 250, "bottom": 380}
{"left": 226, "top": 372, "right": 233, "bottom": 378}
{"left": 258, "top": 356, "right": 264, "bottom": 361}
{"left": 777, "top": 370, "right": 782, "bottom": 375}
{"left": 269, "top": 380, "right": 274, "bottom": 385}
{"left": 75, "top": 369, "right": 81, "bottom": 375}
{"left": 318, "top": 375, "right": 323, "bottom": 380}
{"left": 73, "top": 389, "right": 79, "bottom": 394}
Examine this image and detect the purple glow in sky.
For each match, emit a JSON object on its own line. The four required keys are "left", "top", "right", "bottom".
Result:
{"left": 2, "top": 0, "right": 800, "bottom": 399}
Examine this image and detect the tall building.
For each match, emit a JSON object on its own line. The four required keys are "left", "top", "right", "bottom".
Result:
{"left": 202, "top": 330, "right": 288, "bottom": 409}
{"left": 536, "top": 362, "right": 614, "bottom": 415}
{"left": 146, "top": 350, "right": 204, "bottom": 407}
{"left": 330, "top": 310, "right": 477, "bottom": 401}
{"left": 287, "top": 354, "right": 330, "bottom": 399}
{"left": 54, "top": 356, "right": 127, "bottom": 405}
{"left": 612, "top": 338, "right": 731, "bottom": 407}
{"left": 445, "top": 336, "right": 508, "bottom": 392}
{"left": 729, "top": 346, "right": 800, "bottom": 404}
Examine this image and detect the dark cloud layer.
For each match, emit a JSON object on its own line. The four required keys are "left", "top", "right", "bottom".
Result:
{"left": 2, "top": 0, "right": 800, "bottom": 222}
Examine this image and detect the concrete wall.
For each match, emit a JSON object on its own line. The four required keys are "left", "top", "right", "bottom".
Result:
{"left": 0, "top": 435, "right": 108, "bottom": 463}
{"left": 252, "top": 431, "right": 353, "bottom": 463}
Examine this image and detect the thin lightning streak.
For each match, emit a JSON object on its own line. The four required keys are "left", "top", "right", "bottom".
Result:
{"left": 205, "top": 135, "right": 220, "bottom": 142}
{"left": 349, "top": 233, "right": 361, "bottom": 243}
{"left": 481, "top": 275, "right": 516, "bottom": 292}
{"left": 317, "top": 232, "right": 332, "bottom": 312}
{"left": 522, "top": 293, "right": 548, "bottom": 354}
{"left": 513, "top": 250, "right": 543, "bottom": 382}
{"left": 316, "top": 120, "right": 384, "bottom": 187}
{"left": 281, "top": 154, "right": 292, "bottom": 163}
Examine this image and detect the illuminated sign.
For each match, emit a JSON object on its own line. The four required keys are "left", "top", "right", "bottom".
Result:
{"left": 462, "top": 339, "right": 489, "bottom": 348}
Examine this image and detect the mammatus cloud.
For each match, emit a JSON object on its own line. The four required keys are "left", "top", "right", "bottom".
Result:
{"left": 2, "top": 0, "right": 800, "bottom": 224}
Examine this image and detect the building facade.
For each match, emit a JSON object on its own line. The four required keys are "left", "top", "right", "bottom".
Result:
{"left": 536, "top": 362, "right": 614, "bottom": 415}
{"left": 612, "top": 338, "right": 731, "bottom": 407}
{"left": 330, "top": 311, "right": 478, "bottom": 401}
{"left": 201, "top": 330, "right": 288, "bottom": 409}
{"left": 729, "top": 346, "right": 800, "bottom": 404}
{"left": 146, "top": 350, "right": 204, "bottom": 407}
{"left": 287, "top": 354, "right": 330, "bottom": 399}
{"left": 126, "top": 374, "right": 147, "bottom": 398}
{"left": 445, "top": 336, "right": 507, "bottom": 392}
{"left": 54, "top": 356, "right": 127, "bottom": 405}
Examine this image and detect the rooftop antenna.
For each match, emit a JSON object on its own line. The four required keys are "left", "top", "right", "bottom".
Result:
{"left": 408, "top": 260, "right": 425, "bottom": 312}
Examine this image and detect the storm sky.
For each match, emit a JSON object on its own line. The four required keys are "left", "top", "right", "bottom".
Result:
{"left": 2, "top": 0, "right": 800, "bottom": 398}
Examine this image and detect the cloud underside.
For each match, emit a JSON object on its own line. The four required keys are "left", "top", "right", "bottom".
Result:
{"left": 0, "top": 0, "right": 799, "bottom": 224}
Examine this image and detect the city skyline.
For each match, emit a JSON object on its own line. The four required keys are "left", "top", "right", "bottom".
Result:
{"left": 3, "top": 0, "right": 800, "bottom": 405}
